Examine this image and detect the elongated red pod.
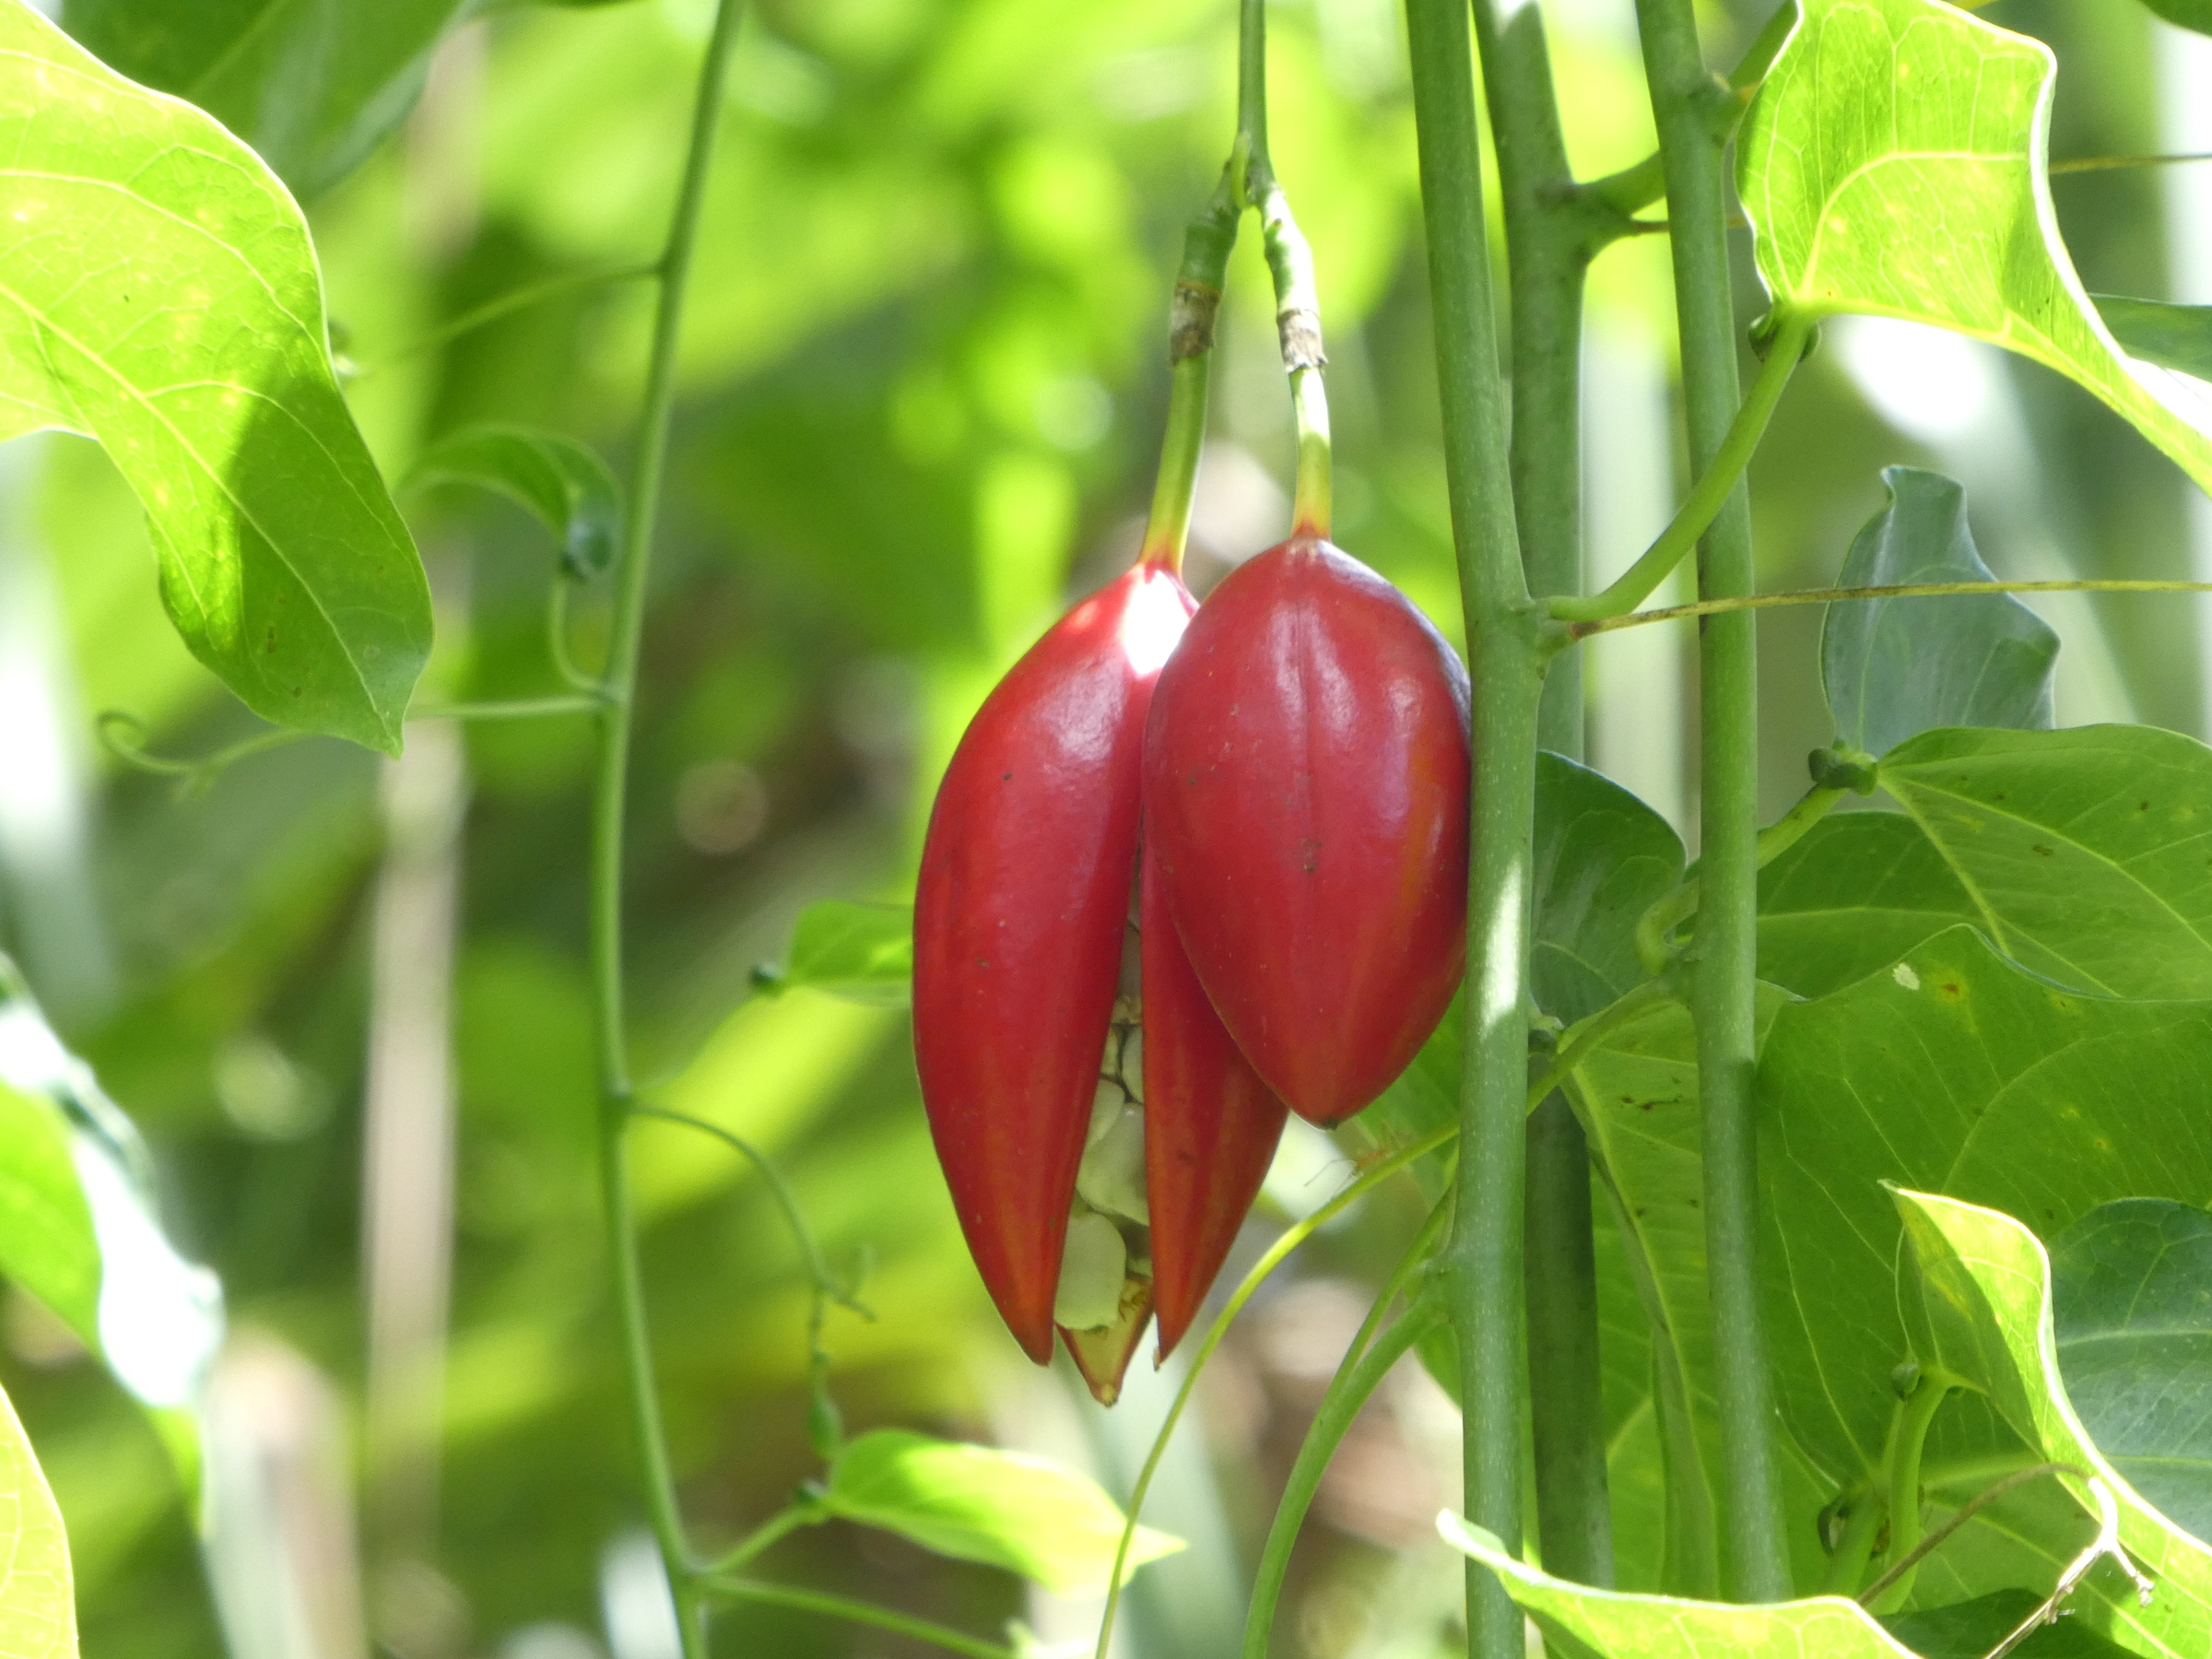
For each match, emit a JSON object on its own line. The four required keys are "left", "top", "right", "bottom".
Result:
{"left": 913, "top": 564, "right": 1195, "bottom": 1361}
{"left": 1140, "top": 834, "right": 1288, "bottom": 1359}
{"left": 1142, "top": 535, "right": 1470, "bottom": 1125}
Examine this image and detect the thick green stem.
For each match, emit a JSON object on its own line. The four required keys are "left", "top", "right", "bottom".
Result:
{"left": 589, "top": 1, "right": 747, "bottom": 1651}
{"left": 1816, "top": 1488, "right": 1883, "bottom": 1597}
{"left": 1868, "top": 1375, "right": 1951, "bottom": 1614}
{"left": 1549, "top": 318, "right": 1807, "bottom": 624}
{"left": 1632, "top": 0, "right": 1790, "bottom": 1602}
{"left": 1404, "top": 0, "right": 1539, "bottom": 1651}
{"left": 1242, "top": 1301, "right": 1447, "bottom": 1656}
{"left": 1253, "top": 179, "right": 1331, "bottom": 538}
{"left": 1472, "top": 0, "right": 1616, "bottom": 1588}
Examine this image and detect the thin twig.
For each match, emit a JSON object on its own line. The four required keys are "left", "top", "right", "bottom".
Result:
{"left": 2051, "top": 150, "right": 2212, "bottom": 175}
{"left": 1563, "top": 577, "right": 2212, "bottom": 639}
{"left": 700, "top": 1578, "right": 1019, "bottom": 1659}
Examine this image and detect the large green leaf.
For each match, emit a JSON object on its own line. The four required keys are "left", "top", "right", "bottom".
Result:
{"left": 1897, "top": 1191, "right": 2212, "bottom": 1655}
{"left": 1531, "top": 753, "right": 1684, "bottom": 1025}
{"left": 1737, "top": 0, "right": 2212, "bottom": 495}
{"left": 1822, "top": 468, "right": 2057, "bottom": 759}
{"left": 2051, "top": 1201, "right": 2212, "bottom": 1545}
{"left": 0, "top": 1378, "right": 75, "bottom": 1657}
{"left": 0, "top": 0, "right": 431, "bottom": 754}
{"left": 1439, "top": 1516, "right": 1914, "bottom": 1658}
{"left": 1759, "top": 927, "right": 2212, "bottom": 1486}
{"left": 1756, "top": 813, "right": 1976, "bottom": 999}
{"left": 2131, "top": 0, "right": 2212, "bottom": 39}
{"left": 60, "top": 0, "right": 469, "bottom": 195}
{"left": 1877, "top": 726, "right": 2212, "bottom": 1000}
{"left": 1884, "top": 1589, "right": 2138, "bottom": 1657}
{"left": 818, "top": 1430, "right": 1182, "bottom": 1594}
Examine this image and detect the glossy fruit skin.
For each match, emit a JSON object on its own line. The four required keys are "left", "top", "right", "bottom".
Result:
{"left": 1140, "top": 833, "right": 1288, "bottom": 1359}
{"left": 913, "top": 564, "right": 1194, "bottom": 1362}
{"left": 1142, "top": 535, "right": 1471, "bottom": 1126}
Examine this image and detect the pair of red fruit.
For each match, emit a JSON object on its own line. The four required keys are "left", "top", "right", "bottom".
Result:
{"left": 913, "top": 530, "right": 1471, "bottom": 1402}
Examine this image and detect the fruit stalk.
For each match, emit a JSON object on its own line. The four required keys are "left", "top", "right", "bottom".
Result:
{"left": 1403, "top": 1, "right": 1543, "bottom": 1654}
{"left": 1632, "top": 0, "right": 1792, "bottom": 1599}
{"left": 1139, "top": 177, "right": 1240, "bottom": 574}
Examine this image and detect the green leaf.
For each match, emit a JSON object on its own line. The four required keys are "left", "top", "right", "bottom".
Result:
{"left": 0, "top": 963, "right": 223, "bottom": 1440}
{"left": 1737, "top": 0, "right": 2212, "bottom": 496}
{"left": 1822, "top": 468, "right": 2057, "bottom": 759}
{"left": 2051, "top": 1200, "right": 2212, "bottom": 1545}
{"left": 1877, "top": 725, "right": 2212, "bottom": 1000}
{"left": 1758, "top": 926, "right": 2212, "bottom": 1486}
{"left": 1882, "top": 1589, "right": 2139, "bottom": 1657}
{"left": 59, "top": 0, "right": 470, "bottom": 195}
{"left": 817, "top": 1430, "right": 1183, "bottom": 1594}
{"left": 1896, "top": 1190, "right": 2212, "bottom": 1653}
{"left": 0, "top": 1, "right": 432, "bottom": 754}
{"left": 758, "top": 901, "right": 914, "bottom": 1007}
{"left": 1438, "top": 1516, "right": 1914, "bottom": 1658}
{"left": 0, "top": 1376, "right": 75, "bottom": 1657}
{"left": 2095, "top": 297, "right": 2212, "bottom": 382}
{"left": 1565, "top": 988, "right": 1794, "bottom": 1598}
{"left": 2130, "top": 0, "right": 2212, "bottom": 39}
{"left": 1531, "top": 753, "right": 1685, "bottom": 1025}
{"left": 1757, "top": 813, "right": 1976, "bottom": 999}
{"left": 405, "top": 423, "right": 621, "bottom": 581}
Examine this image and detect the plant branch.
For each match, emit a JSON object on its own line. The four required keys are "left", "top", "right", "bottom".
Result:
{"left": 1404, "top": 0, "right": 1541, "bottom": 1652}
{"left": 706, "top": 1501, "right": 822, "bottom": 1578}
{"left": 1242, "top": 1300, "right": 1447, "bottom": 1656}
{"left": 589, "top": 1, "right": 748, "bottom": 1649}
{"left": 1549, "top": 314, "right": 1809, "bottom": 623}
{"left": 1140, "top": 175, "right": 1240, "bottom": 574}
{"left": 1866, "top": 1373, "right": 1951, "bottom": 1614}
{"left": 1634, "top": 0, "right": 1791, "bottom": 1600}
{"left": 1472, "top": 0, "right": 1616, "bottom": 1585}
{"left": 701, "top": 1579, "right": 1018, "bottom": 1659}
{"left": 1092, "top": 1122, "right": 1456, "bottom": 1659}
{"left": 1634, "top": 781, "right": 1847, "bottom": 975}
{"left": 1856, "top": 1462, "right": 2085, "bottom": 1609}
{"left": 1564, "top": 575, "right": 2212, "bottom": 637}
{"left": 409, "top": 695, "right": 606, "bottom": 721}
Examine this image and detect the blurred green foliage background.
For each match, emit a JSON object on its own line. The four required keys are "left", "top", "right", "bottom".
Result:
{"left": 0, "top": 0, "right": 2202, "bottom": 1653}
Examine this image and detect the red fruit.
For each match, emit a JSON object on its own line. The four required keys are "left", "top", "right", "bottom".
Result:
{"left": 1142, "top": 535, "right": 1470, "bottom": 1126}
{"left": 1140, "top": 834, "right": 1288, "bottom": 1359}
{"left": 913, "top": 563, "right": 1194, "bottom": 1362}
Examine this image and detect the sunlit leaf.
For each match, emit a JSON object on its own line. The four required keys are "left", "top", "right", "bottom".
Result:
{"left": 1877, "top": 725, "right": 2212, "bottom": 999}
{"left": 1897, "top": 1190, "right": 2212, "bottom": 1652}
{"left": 404, "top": 423, "right": 621, "bottom": 580}
{"left": 1822, "top": 468, "right": 2057, "bottom": 759}
{"left": 0, "top": 1, "right": 431, "bottom": 753}
{"left": 1531, "top": 753, "right": 1684, "bottom": 1025}
{"left": 1759, "top": 927, "right": 2212, "bottom": 1487}
{"left": 2051, "top": 1200, "right": 2212, "bottom": 1545}
{"left": 756, "top": 901, "right": 913, "bottom": 1007}
{"left": 0, "top": 962, "right": 223, "bottom": 1468}
{"left": 1756, "top": 813, "right": 1976, "bottom": 999}
{"left": 0, "top": 1377, "right": 75, "bottom": 1657}
{"left": 1438, "top": 1516, "right": 1914, "bottom": 1657}
{"left": 1738, "top": 0, "right": 2212, "bottom": 494}
{"left": 818, "top": 1430, "right": 1182, "bottom": 1593}
{"left": 2096, "top": 296, "right": 2212, "bottom": 382}
{"left": 59, "top": 0, "right": 470, "bottom": 195}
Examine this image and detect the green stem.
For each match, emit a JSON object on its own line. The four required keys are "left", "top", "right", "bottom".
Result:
{"left": 1241, "top": 1300, "right": 1447, "bottom": 1657}
{"left": 1253, "top": 177, "right": 1331, "bottom": 539}
{"left": 1817, "top": 1488, "right": 1883, "bottom": 1596}
{"left": 2050, "top": 149, "right": 2212, "bottom": 174}
{"left": 1856, "top": 1461, "right": 2083, "bottom": 1607}
{"left": 1092, "top": 1123, "right": 1457, "bottom": 1659}
{"left": 409, "top": 695, "right": 606, "bottom": 721}
{"left": 547, "top": 578, "right": 603, "bottom": 693}
{"left": 1566, "top": 575, "right": 2212, "bottom": 637}
{"left": 357, "top": 260, "right": 659, "bottom": 376}
{"left": 1140, "top": 181, "right": 1240, "bottom": 574}
{"left": 1403, "top": 0, "right": 1539, "bottom": 1651}
{"left": 1867, "top": 1375, "right": 1952, "bottom": 1614}
{"left": 1633, "top": 0, "right": 1791, "bottom": 1602}
{"left": 1549, "top": 317, "right": 1808, "bottom": 624}
{"left": 589, "top": 1, "right": 747, "bottom": 1650}
{"left": 95, "top": 713, "right": 312, "bottom": 795}
{"left": 1471, "top": 0, "right": 1617, "bottom": 1588}
{"left": 701, "top": 1579, "right": 1016, "bottom": 1659}
{"left": 707, "top": 1502, "right": 821, "bottom": 1577}
{"left": 1633, "top": 782, "right": 1847, "bottom": 975}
